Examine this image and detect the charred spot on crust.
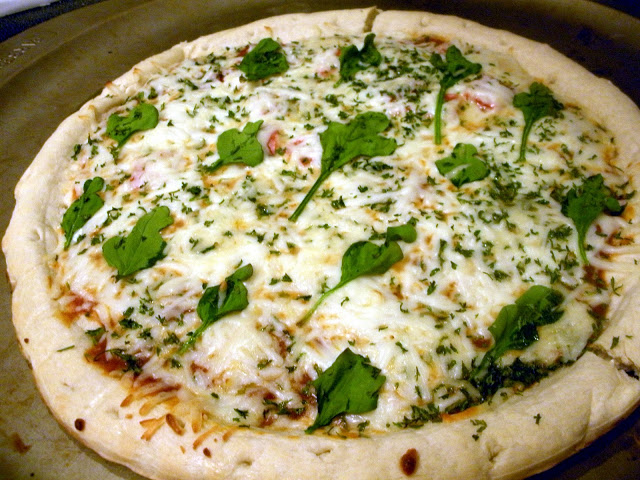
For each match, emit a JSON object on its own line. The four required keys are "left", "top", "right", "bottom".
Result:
{"left": 400, "top": 448, "right": 419, "bottom": 476}
{"left": 74, "top": 418, "right": 86, "bottom": 431}
{"left": 203, "top": 448, "right": 211, "bottom": 457}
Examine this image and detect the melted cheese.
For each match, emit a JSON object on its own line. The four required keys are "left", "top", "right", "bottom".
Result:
{"left": 55, "top": 35, "right": 631, "bottom": 433}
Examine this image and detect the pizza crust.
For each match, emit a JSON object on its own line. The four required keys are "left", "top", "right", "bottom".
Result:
{"left": 4, "top": 8, "right": 640, "bottom": 480}
{"left": 183, "top": 8, "right": 378, "bottom": 58}
{"left": 477, "top": 352, "right": 640, "bottom": 479}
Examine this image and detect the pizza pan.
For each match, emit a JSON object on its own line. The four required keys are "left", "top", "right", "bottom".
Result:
{"left": 0, "top": 1, "right": 639, "bottom": 479}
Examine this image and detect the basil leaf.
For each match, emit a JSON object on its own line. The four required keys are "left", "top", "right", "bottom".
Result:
{"left": 179, "top": 264, "right": 253, "bottom": 353}
{"left": 430, "top": 45, "right": 482, "bottom": 144}
{"left": 513, "top": 82, "right": 563, "bottom": 161}
{"left": 289, "top": 112, "right": 397, "bottom": 221}
{"left": 61, "top": 177, "right": 104, "bottom": 249}
{"left": 102, "top": 206, "right": 173, "bottom": 278}
{"left": 435, "top": 143, "right": 489, "bottom": 187}
{"left": 470, "top": 285, "right": 564, "bottom": 395}
{"left": 305, "top": 348, "right": 385, "bottom": 433}
{"left": 107, "top": 103, "right": 159, "bottom": 147}
{"left": 339, "top": 33, "right": 382, "bottom": 81}
{"left": 238, "top": 38, "right": 289, "bottom": 81}
{"left": 386, "top": 222, "right": 418, "bottom": 243}
{"left": 205, "top": 120, "right": 264, "bottom": 173}
{"left": 339, "top": 240, "right": 404, "bottom": 283}
{"left": 561, "top": 174, "right": 624, "bottom": 263}
{"left": 298, "top": 223, "right": 416, "bottom": 325}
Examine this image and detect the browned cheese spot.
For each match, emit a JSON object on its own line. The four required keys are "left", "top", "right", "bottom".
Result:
{"left": 623, "top": 203, "right": 636, "bottom": 222}
{"left": 58, "top": 291, "right": 97, "bottom": 326}
{"left": 193, "top": 426, "right": 217, "bottom": 449}
{"left": 471, "top": 335, "right": 492, "bottom": 350}
{"left": 442, "top": 405, "right": 481, "bottom": 422}
{"left": 606, "top": 229, "right": 634, "bottom": 247}
{"left": 86, "top": 339, "right": 128, "bottom": 373}
{"left": 583, "top": 264, "right": 607, "bottom": 290}
{"left": 222, "top": 428, "right": 236, "bottom": 442}
{"left": 400, "top": 448, "right": 419, "bottom": 476}
{"left": 140, "top": 416, "right": 166, "bottom": 441}
{"left": 590, "top": 303, "right": 609, "bottom": 319}
{"left": 203, "top": 448, "right": 212, "bottom": 457}
{"left": 166, "top": 413, "right": 185, "bottom": 435}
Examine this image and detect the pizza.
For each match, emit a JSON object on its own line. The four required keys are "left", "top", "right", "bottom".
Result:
{"left": 4, "top": 7, "right": 640, "bottom": 480}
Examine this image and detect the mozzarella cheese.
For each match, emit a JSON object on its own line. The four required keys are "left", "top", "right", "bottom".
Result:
{"left": 54, "top": 35, "right": 632, "bottom": 433}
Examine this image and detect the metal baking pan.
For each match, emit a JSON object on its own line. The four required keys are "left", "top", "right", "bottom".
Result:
{"left": 1, "top": 1, "right": 639, "bottom": 478}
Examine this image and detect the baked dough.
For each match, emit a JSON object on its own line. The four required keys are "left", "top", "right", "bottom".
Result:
{"left": 4, "top": 8, "right": 640, "bottom": 480}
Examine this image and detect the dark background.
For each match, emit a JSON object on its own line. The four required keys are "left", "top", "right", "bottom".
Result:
{"left": 1, "top": 0, "right": 639, "bottom": 43}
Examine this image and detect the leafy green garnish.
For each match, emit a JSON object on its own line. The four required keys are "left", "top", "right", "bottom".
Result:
{"left": 107, "top": 103, "right": 159, "bottom": 147}
{"left": 470, "top": 285, "right": 564, "bottom": 395}
{"left": 119, "top": 318, "right": 142, "bottom": 330}
{"left": 513, "top": 82, "right": 563, "bottom": 161}
{"left": 204, "top": 120, "right": 264, "bottom": 173}
{"left": 61, "top": 177, "right": 105, "bottom": 249}
{"left": 561, "top": 174, "right": 623, "bottom": 263}
{"left": 238, "top": 38, "right": 289, "bottom": 81}
{"left": 471, "top": 359, "right": 554, "bottom": 401}
{"left": 435, "top": 143, "right": 489, "bottom": 187}
{"left": 289, "top": 112, "right": 397, "bottom": 221}
{"left": 386, "top": 222, "right": 418, "bottom": 243}
{"left": 430, "top": 45, "right": 482, "bottom": 144}
{"left": 305, "top": 348, "right": 385, "bottom": 433}
{"left": 298, "top": 223, "right": 416, "bottom": 326}
{"left": 85, "top": 327, "right": 106, "bottom": 346}
{"left": 339, "top": 33, "right": 382, "bottom": 81}
{"left": 179, "top": 264, "right": 253, "bottom": 353}
{"left": 394, "top": 403, "right": 442, "bottom": 429}
{"left": 106, "top": 348, "right": 142, "bottom": 374}
{"left": 102, "top": 206, "right": 173, "bottom": 278}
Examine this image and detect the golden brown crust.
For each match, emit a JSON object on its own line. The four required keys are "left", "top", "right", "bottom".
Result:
{"left": 4, "top": 8, "right": 640, "bottom": 480}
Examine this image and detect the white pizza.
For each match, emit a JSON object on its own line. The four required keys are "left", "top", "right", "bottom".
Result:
{"left": 4, "top": 8, "right": 640, "bottom": 480}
